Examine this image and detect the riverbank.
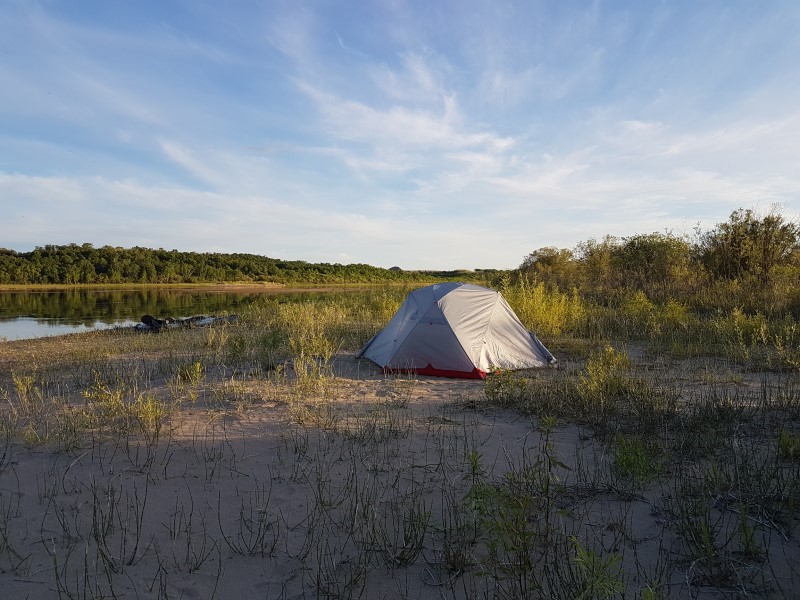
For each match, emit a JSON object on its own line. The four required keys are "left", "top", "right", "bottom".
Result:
{"left": 0, "top": 283, "right": 416, "bottom": 342}
{"left": 0, "top": 303, "right": 798, "bottom": 598}
{"left": 0, "top": 280, "right": 436, "bottom": 297}
{"left": 0, "top": 281, "right": 375, "bottom": 292}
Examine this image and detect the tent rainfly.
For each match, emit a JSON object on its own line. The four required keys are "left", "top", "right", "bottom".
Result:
{"left": 357, "top": 282, "right": 556, "bottom": 379}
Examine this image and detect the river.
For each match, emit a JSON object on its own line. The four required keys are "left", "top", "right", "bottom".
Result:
{"left": 0, "top": 286, "right": 335, "bottom": 341}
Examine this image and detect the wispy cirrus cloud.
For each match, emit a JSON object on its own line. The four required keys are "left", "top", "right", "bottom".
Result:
{"left": 2, "top": 1, "right": 800, "bottom": 269}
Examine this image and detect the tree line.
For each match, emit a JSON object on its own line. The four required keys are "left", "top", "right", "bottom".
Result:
{"left": 2, "top": 207, "right": 797, "bottom": 315}
{"left": 516, "top": 208, "right": 800, "bottom": 315}
{"left": 0, "top": 244, "right": 495, "bottom": 285}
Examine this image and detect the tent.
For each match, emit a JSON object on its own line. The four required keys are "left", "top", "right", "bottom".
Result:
{"left": 357, "top": 282, "right": 556, "bottom": 379}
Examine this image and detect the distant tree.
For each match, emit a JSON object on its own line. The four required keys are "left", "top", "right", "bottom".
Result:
{"left": 0, "top": 243, "right": 453, "bottom": 285}
{"left": 574, "top": 236, "right": 620, "bottom": 297}
{"left": 612, "top": 232, "right": 694, "bottom": 300}
{"left": 698, "top": 207, "right": 800, "bottom": 285}
{"left": 518, "top": 246, "right": 577, "bottom": 289}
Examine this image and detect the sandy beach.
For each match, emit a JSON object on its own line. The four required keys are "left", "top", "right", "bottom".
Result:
{"left": 0, "top": 326, "right": 797, "bottom": 599}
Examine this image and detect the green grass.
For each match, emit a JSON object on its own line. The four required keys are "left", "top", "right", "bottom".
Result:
{"left": 0, "top": 283, "right": 798, "bottom": 598}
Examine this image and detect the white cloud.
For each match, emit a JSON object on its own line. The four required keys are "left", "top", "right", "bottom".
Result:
{"left": 158, "top": 140, "right": 224, "bottom": 188}
{"left": 295, "top": 80, "right": 518, "bottom": 198}
{"left": 3, "top": 1, "right": 800, "bottom": 270}
{"left": 265, "top": 7, "right": 318, "bottom": 65}
{"left": 478, "top": 67, "right": 539, "bottom": 109}
{"left": 369, "top": 52, "right": 448, "bottom": 105}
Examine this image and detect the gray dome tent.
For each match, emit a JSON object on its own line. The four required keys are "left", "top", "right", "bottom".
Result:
{"left": 358, "top": 282, "right": 556, "bottom": 379}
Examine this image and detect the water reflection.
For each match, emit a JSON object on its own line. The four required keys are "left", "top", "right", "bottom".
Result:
{"left": 0, "top": 287, "right": 284, "bottom": 341}
{"left": 0, "top": 317, "right": 134, "bottom": 341}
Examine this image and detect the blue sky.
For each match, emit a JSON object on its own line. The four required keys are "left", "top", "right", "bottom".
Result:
{"left": 2, "top": 1, "right": 799, "bottom": 270}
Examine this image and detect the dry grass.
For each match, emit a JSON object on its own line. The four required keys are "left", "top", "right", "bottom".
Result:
{"left": 0, "top": 290, "right": 798, "bottom": 599}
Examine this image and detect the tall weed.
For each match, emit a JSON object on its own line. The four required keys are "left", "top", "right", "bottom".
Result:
{"left": 503, "top": 280, "right": 585, "bottom": 337}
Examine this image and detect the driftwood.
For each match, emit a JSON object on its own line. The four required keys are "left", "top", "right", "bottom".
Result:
{"left": 135, "top": 314, "right": 238, "bottom": 332}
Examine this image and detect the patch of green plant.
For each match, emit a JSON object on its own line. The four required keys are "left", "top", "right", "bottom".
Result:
{"left": 343, "top": 406, "right": 412, "bottom": 444}
{"left": 483, "top": 365, "right": 583, "bottom": 422}
{"left": 462, "top": 418, "right": 572, "bottom": 594}
{"left": 484, "top": 368, "right": 530, "bottom": 407}
{"left": 11, "top": 371, "right": 37, "bottom": 407}
{"left": 777, "top": 428, "right": 800, "bottom": 461}
{"left": 570, "top": 536, "right": 624, "bottom": 599}
{"left": 502, "top": 279, "right": 586, "bottom": 337}
{"left": 611, "top": 434, "right": 663, "bottom": 489}
{"left": 577, "top": 344, "right": 632, "bottom": 404}
{"left": 736, "top": 504, "right": 763, "bottom": 560}
{"left": 667, "top": 482, "right": 737, "bottom": 587}
{"left": 371, "top": 498, "right": 431, "bottom": 568}
{"left": 176, "top": 361, "right": 204, "bottom": 387}
{"left": 574, "top": 344, "right": 668, "bottom": 434}
{"left": 77, "top": 374, "right": 168, "bottom": 435}
{"left": 223, "top": 331, "right": 250, "bottom": 365}
{"left": 132, "top": 393, "right": 167, "bottom": 434}
{"left": 168, "top": 360, "right": 205, "bottom": 402}
{"left": 81, "top": 376, "right": 127, "bottom": 421}
{"left": 619, "top": 290, "right": 657, "bottom": 337}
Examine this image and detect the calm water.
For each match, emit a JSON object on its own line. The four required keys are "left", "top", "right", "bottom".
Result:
{"left": 0, "top": 287, "right": 304, "bottom": 341}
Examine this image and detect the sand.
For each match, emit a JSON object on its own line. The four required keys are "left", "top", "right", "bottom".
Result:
{"left": 0, "top": 350, "right": 797, "bottom": 599}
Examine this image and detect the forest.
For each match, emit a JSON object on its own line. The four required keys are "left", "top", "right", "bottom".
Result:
{"left": 1, "top": 208, "right": 798, "bottom": 318}
{"left": 1, "top": 207, "right": 800, "bottom": 599}
{"left": 0, "top": 244, "right": 492, "bottom": 285}
{"left": 513, "top": 207, "right": 800, "bottom": 316}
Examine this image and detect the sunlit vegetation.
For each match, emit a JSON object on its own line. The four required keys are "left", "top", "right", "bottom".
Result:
{"left": 516, "top": 207, "right": 800, "bottom": 314}
{"left": 0, "top": 243, "right": 499, "bottom": 285}
{"left": 0, "top": 206, "right": 798, "bottom": 598}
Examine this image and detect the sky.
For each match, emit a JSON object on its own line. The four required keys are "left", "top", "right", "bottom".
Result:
{"left": 1, "top": 1, "right": 799, "bottom": 270}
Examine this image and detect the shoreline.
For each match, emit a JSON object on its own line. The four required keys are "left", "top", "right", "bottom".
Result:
{"left": 0, "top": 281, "right": 412, "bottom": 293}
